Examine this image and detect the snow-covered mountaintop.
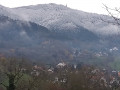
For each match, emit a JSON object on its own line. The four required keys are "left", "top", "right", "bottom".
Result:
{"left": 0, "top": 5, "right": 20, "bottom": 19}
{"left": 0, "top": 3, "right": 120, "bottom": 35}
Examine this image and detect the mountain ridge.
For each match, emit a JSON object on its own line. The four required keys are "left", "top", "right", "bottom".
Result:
{"left": 0, "top": 4, "right": 120, "bottom": 63}
{"left": 0, "top": 3, "right": 119, "bottom": 36}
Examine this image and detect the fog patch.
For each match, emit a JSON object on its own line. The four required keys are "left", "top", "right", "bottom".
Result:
{"left": 20, "top": 30, "right": 31, "bottom": 40}
{"left": 19, "top": 13, "right": 30, "bottom": 21}
{"left": 0, "top": 21, "right": 11, "bottom": 30}
{"left": 98, "top": 24, "right": 120, "bottom": 35}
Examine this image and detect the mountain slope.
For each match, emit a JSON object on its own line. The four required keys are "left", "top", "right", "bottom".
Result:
{"left": 0, "top": 16, "right": 50, "bottom": 48}
{"left": 0, "top": 15, "right": 100, "bottom": 62}
{"left": 0, "top": 4, "right": 120, "bottom": 35}
{"left": 12, "top": 4, "right": 120, "bottom": 35}
{"left": 0, "top": 4, "right": 120, "bottom": 64}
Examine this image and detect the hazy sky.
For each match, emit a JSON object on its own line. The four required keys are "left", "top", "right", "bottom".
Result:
{"left": 0, "top": 0, "right": 120, "bottom": 15}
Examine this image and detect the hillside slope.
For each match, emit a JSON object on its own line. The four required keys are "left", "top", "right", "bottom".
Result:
{"left": 0, "top": 4, "right": 119, "bottom": 35}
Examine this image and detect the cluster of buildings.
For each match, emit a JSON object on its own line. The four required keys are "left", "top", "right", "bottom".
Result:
{"left": 30, "top": 62, "right": 120, "bottom": 89}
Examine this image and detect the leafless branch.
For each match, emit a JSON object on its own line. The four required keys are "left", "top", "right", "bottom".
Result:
{"left": 102, "top": 4, "right": 120, "bottom": 25}
{"left": 0, "top": 82, "right": 8, "bottom": 88}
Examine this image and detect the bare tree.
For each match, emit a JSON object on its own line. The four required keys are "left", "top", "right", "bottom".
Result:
{"left": 0, "top": 58, "right": 24, "bottom": 90}
{"left": 103, "top": 4, "right": 120, "bottom": 25}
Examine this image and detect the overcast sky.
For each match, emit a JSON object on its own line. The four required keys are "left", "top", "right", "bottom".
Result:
{"left": 0, "top": 0, "right": 120, "bottom": 15}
